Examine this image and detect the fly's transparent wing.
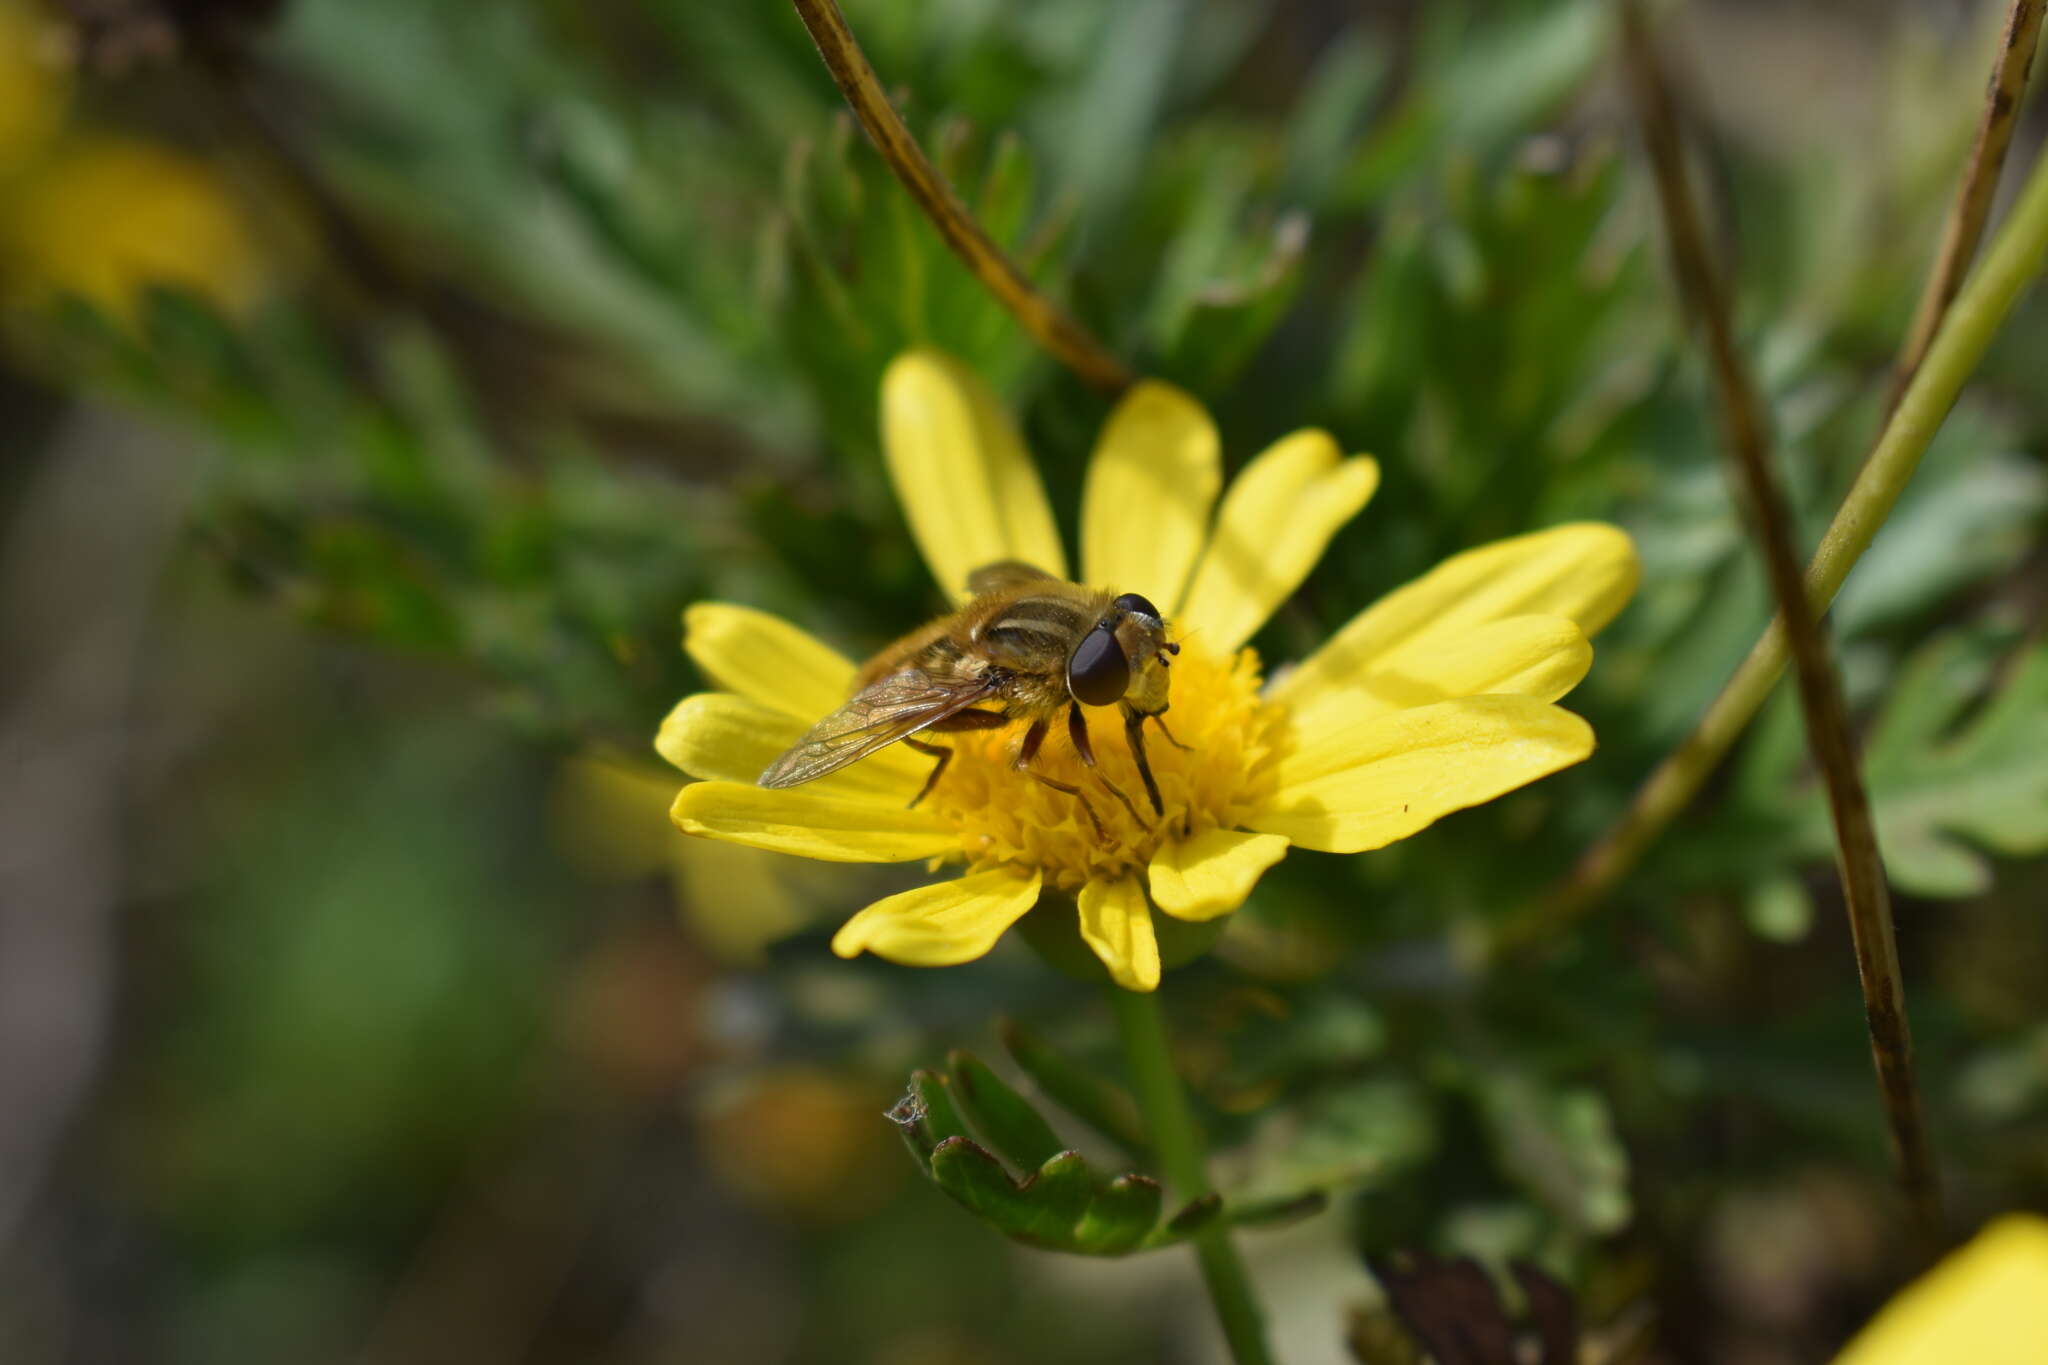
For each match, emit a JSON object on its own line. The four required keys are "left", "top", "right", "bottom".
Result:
{"left": 758, "top": 668, "right": 1001, "bottom": 788}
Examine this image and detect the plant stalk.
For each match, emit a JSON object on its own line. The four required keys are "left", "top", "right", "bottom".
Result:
{"left": 1611, "top": 0, "right": 1941, "bottom": 1241}
{"left": 1106, "top": 986, "right": 1274, "bottom": 1365}
{"left": 1887, "top": 0, "right": 2045, "bottom": 413}
{"left": 787, "top": 0, "right": 1135, "bottom": 395}
{"left": 1517, "top": 123, "right": 2048, "bottom": 945}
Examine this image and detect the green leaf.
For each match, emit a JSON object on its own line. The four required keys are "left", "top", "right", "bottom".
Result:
{"left": 1075, "top": 1174, "right": 1164, "bottom": 1255}
{"left": 1021, "top": 1151, "right": 1098, "bottom": 1247}
{"left": 929, "top": 1136, "right": 1041, "bottom": 1237}
{"left": 1164, "top": 1192, "right": 1223, "bottom": 1236}
{"left": 1744, "top": 874, "right": 1814, "bottom": 943}
{"left": 1472, "top": 1070, "right": 1631, "bottom": 1236}
{"left": 1776, "top": 632, "right": 2048, "bottom": 898}
{"left": 897, "top": 1055, "right": 1305, "bottom": 1256}
{"left": 947, "top": 1050, "right": 1067, "bottom": 1172}
{"left": 998, "top": 1017, "right": 1148, "bottom": 1155}
{"left": 1210, "top": 990, "right": 1387, "bottom": 1104}
{"left": 887, "top": 1069, "right": 973, "bottom": 1161}
{"left": 1239, "top": 1078, "right": 1435, "bottom": 1201}
{"left": 1871, "top": 635, "right": 2048, "bottom": 883}
{"left": 1224, "top": 1190, "right": 1329, "bottom": 1230}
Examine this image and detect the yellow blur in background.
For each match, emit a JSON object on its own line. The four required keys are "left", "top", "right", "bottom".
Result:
{"left": 1835, "top": 1216, "right": 2048, "bottom": 1365}
{"left": 0, "top": 0, "right": 265, "bottom": 325}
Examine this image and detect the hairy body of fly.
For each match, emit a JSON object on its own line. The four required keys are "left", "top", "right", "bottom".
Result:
{"left": 758, "top": 562, "right": 1177, "bottom": 823}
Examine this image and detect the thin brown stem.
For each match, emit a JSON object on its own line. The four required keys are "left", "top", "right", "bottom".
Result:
{"left": 1615, "top": 0, "right": 1942, "bottom": 1242}
{"left": 1887, "top": 0, "right": 2045, "bottom": 413}
{"left": 1534, "top": 0, "right": 2048, "bottom": 932}
{"left": 787, "top": 0, "right": 1135, "bottom": 396}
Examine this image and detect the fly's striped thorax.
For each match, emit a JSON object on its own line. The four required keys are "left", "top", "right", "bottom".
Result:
{"left": 975, "top": 590, "right": 1105, "bottom": 671}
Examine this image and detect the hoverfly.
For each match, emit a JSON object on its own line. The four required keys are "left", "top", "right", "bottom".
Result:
{"left": 757, "top": 561, "right": 1182, "bottom": 831}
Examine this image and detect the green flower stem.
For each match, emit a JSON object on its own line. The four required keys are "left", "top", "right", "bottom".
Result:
{"left": 1513, "top": 135, "right": 2048, "bottom": 949}
{"left": 1106, "top": 986, "right": 1275, "bottom": 1365}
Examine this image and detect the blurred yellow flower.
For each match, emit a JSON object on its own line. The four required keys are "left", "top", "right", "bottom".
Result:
{"left": 698, "top": 1066, "right": 902, "bottom": 1223}
{"left": 2, "top": 134, "right": 267, "bottom": 323}
{"left": 553, "top": 755, "right": 811, "bottom": 966}
{"left": 661, "top": 350, "right": 1638, "bottom": 990}
{"left": 0, "top": 0, "right": 68, "bottom": 178}
{"left": 1834, "top": 1215, "right": 2048, "bottom": 1365}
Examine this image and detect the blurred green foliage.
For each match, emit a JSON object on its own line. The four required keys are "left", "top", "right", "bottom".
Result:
{"left": 8, "top": 0, "right": 2048, "bottom": 1361}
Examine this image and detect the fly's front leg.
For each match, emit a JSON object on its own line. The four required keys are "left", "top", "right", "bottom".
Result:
{"left": 1123, "top": 707, "right": 1166, "bottom": 816}
{"left": 1017, "top": 716, "right": 1107, "bottom": 841}
{"left": 1067, "top": 703, "right": 1144, "bottom": 824}
{"left": 1149, "top": 712, "right": 1192, "bottom": 751}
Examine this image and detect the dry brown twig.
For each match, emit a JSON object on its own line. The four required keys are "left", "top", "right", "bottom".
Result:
{"left": 1888, "top": 0, "right": 2046, "bottom": 412}
{"left": 787, "top": 0, "right": 1135, "bottom": 396}
{"left": 1614, "top": 0, "right": 1943, "bottom": 1243}
{"left": 1534, "top": 0, "right": 2048, "bottom": 939}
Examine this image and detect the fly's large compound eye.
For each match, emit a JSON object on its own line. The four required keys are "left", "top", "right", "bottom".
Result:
{"left": 1112, "top": 592, "right": 1161, "bottom": 621}
{"left": 1068, "top": 625, "right": 1131, "bottom": 706}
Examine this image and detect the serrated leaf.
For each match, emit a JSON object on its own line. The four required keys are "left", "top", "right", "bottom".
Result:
{"left": 999, "top": 1017, "right": 1148, "bottom": 1155}
{"left": 1225, "top": 1189, "right": 1329, "bottom": 1229}
{"left": 1022, "top": 1151, "right": 1098, "bottom": 1247}
{"left": 1777, "top": 632, "right": 2048, "bottom": 898}
{"left": 1075, "top": 1174, "right": 1163, "bottom": 1255}
{"left": 888, "top": 1068, "right": 972, "bottom": 1161}
{"left": 929, "top": 1136, "right": 1039, "bottom": 1236}
{"left": 1165, "top": 1192, "right": 1223, "bottom": 1235}
{"left": 895, "top": 1057, "right": 1301, "bottom": 1255}
{"left": 948, "top": 1050, "right": 1067, "bottom": 1172}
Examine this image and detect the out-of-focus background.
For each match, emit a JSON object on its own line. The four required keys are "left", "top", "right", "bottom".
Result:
{"left": 2, "top": 1, "right": 2045, "bottom": 1361}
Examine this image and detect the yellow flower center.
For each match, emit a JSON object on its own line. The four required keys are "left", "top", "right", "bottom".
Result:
{"left": 921, "top": 640, "right": 1283, "bottom": 891}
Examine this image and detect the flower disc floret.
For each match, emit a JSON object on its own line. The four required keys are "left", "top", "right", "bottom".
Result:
{"left": 926, "top": 642, "right": 1279, "bottom": 893}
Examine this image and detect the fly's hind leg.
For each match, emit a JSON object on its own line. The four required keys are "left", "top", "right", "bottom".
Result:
{"left": 904, "top": 707, "right": 1008, "bottom": 808}
{"left": 1017, "top": 717, "right": 1107, "bottom": 842}
{"left": 903, "top": 738, "right": 951, "bottom": 809}
{"left": 1067, "top": 704, "right": 1144, "bottom": 824}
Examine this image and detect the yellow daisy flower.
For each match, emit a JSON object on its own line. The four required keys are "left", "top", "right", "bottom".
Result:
{"left": 1833, "top": 1214, "right": 2048, "bottom": 1365}
{"left": 660, "top": 349, "right": 1638, "bottom": 991}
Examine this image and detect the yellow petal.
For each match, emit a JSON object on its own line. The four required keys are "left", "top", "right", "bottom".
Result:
{"left": 1077, "top": 874, "right": 1160, "bottom": 991}
{"left": 831, "top": 867, "right": 1043, "bottom": 966}
{"left": 881, "top": 349, "right": 1068, "bottom": 601}
{"left": 1252, "top": 696, "right": 1594, "bottom": 853}
{"left": 655, "top": 692, "right": 925, "bottom": 803}
{"left": 673, "top": 836, "right": 809, "bottom": 967}
{"left": 1177, "top": 431, "right": 1379, "bottom": 645}
{"left": 1080, "top": 380, "right": 1220, "bottom": 602}
{"left": 1273, "top": 523, "right": 1638, "bottom": 719}
{"left": 671, "top": 781, "right": 957, "bottom": 863}
{"left": 1148, "top": 829, "right": 1291, "bottom": 922}
{"left": 684, "top": 604, "right": 854, "bottom": 721}
{"left": 553, "top": 756, "right": 681, "bottom": 880}
{"left": 1283, "top": 615, "right": 1593, "bottom": 746}
{"left": 1834, "top": 1214, "right": 2048, "bottom": 1365}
